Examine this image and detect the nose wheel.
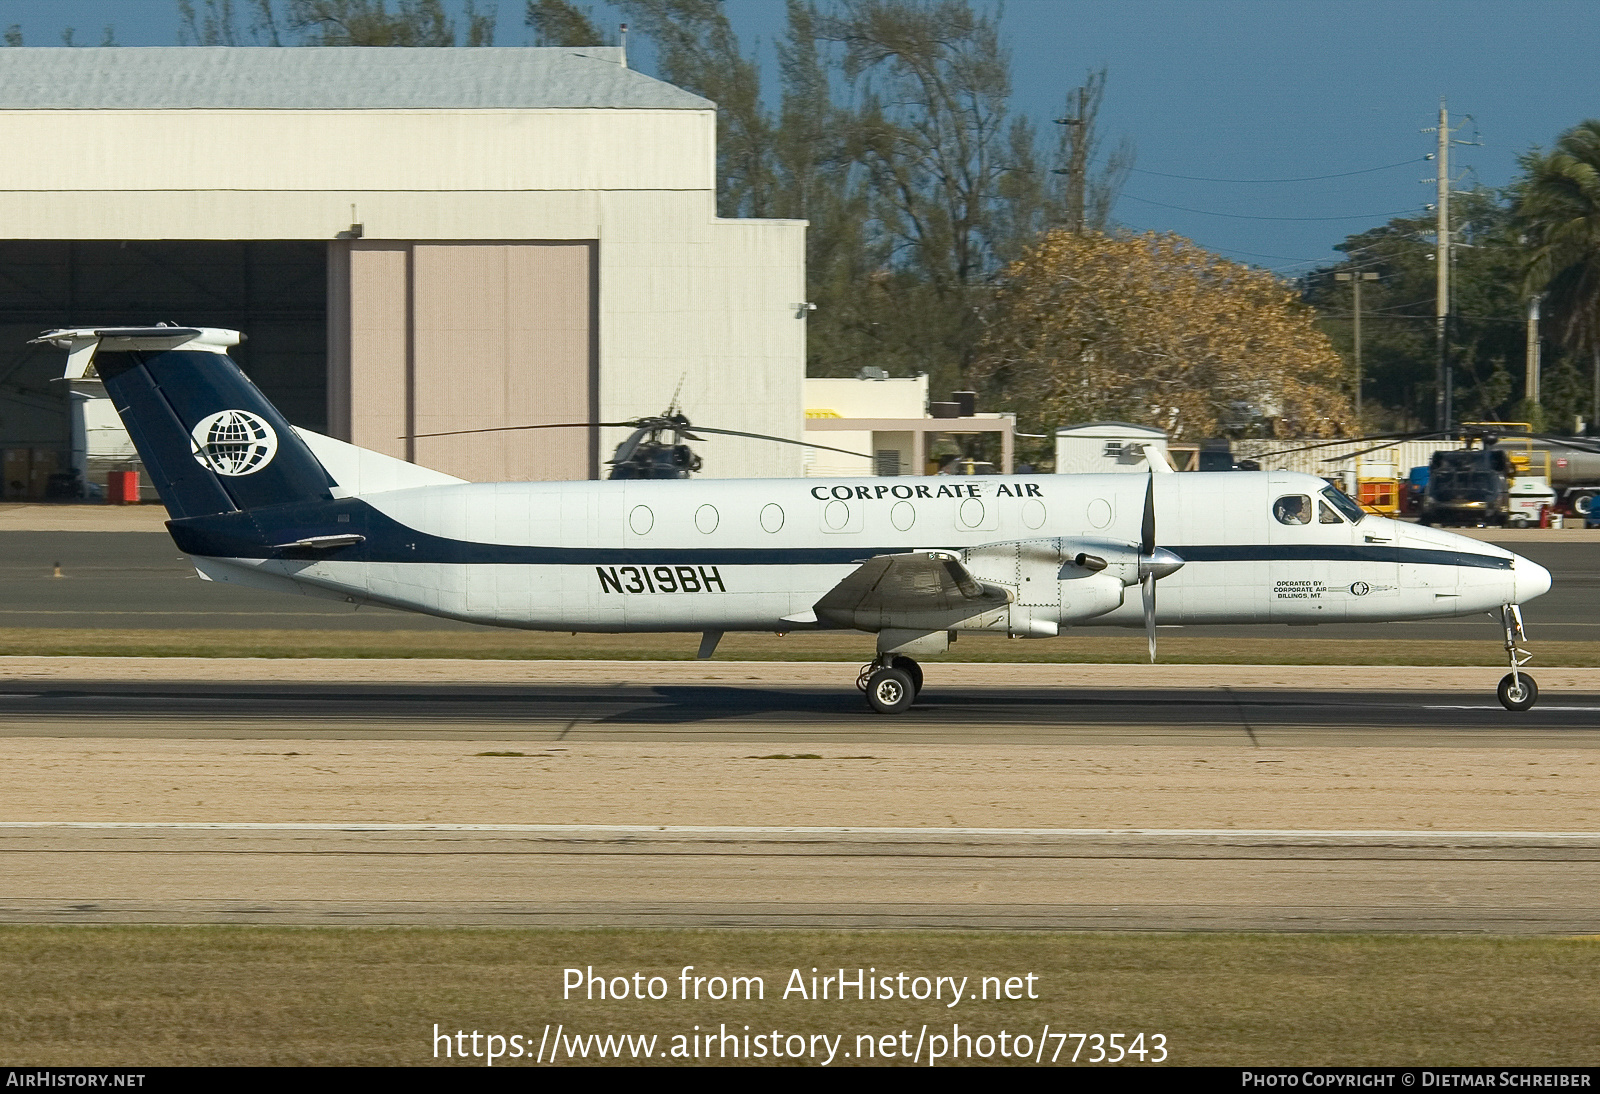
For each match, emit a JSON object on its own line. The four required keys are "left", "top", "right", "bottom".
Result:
{"left": 857, "top": 655, "right": 923, "bottom": 714}
{"left": 1497, "top": 603, "right": 1538, "bottom": 712}
{"left": 1497, "top": 672, "right": 1538, "bottom": 712}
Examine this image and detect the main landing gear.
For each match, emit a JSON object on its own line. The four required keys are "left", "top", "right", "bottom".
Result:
{"left": 858, "top": 655, "right": 923, "bottom": 714}
{"left": 1497, "top": 603, "right": 1538, "bottom": 712}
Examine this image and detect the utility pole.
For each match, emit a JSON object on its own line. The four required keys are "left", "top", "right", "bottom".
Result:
{"left": 1431, "top": 99, "right": 1452, "bottom": 431}
{"left": 1424, "top": 99, "right": 1478, "bottom": 432}
{"left": 1054, "top": 85, "right": 1088, "bottom": 233}
{"left": 1337, "top": 271, "right": 1379, "bottom": 422}
{"left": 1525, "top": 294, "right": 1542, "bottom": 406}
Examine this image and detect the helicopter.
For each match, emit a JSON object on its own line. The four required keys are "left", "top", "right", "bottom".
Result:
{"left": 414, "top": 400, "right": 873, "bottom": 480}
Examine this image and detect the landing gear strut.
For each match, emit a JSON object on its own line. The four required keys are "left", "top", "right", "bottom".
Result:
{"left": 858, "top": 655, "right": 922, "bottom": 714}
{"left": 1497, "top": 603, "right": 1538, "bottom": 712}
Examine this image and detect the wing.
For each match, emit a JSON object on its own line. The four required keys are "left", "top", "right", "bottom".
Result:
{"left": 813, "top": 552, "right": 1013, "bottom": 632}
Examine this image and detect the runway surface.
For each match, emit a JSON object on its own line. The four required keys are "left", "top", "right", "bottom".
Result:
{"left": 3, "top": 678, "right": 1599, "bottom": 745}
{"left": 4, "top": 824, "right": 1598, "bottom": 933}
{"left": 0, "top": 530, "right": 1594, "bottom": 640}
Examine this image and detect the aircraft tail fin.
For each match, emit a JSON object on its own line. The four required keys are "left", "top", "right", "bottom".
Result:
{"left": 37, "top": 326, "right": 337, "bottom": 519}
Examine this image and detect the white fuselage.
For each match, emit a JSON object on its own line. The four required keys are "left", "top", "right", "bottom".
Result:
{"left": 192, "top": 470, "right": 1550, "bottom": 635}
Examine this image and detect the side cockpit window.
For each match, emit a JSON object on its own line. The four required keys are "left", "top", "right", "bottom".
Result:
{"left": 1273, "top": 495, "right": 1311, "bottom": 525}
{"left": 1320, "top": 485, "right": 1365, "bottom": 524}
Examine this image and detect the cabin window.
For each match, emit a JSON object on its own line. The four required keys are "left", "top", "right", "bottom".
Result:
{"left": 1273, "top": 495, "right": 1311, "bottom": 525}
{"left": 1320, "top": 485, "right": 1365, "bottom": 524}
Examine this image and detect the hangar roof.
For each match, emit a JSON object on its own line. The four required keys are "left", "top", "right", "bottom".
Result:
{"left": 0, "top": 47, "right": 712, "bottom": 111}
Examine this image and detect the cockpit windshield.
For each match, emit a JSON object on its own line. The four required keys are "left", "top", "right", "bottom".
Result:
{"left": 1320, "top": 485, "right": 1364, "bottom": 524}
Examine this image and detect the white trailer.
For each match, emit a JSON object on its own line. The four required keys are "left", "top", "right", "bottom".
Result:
{"left": 1054, "top": 422, "right": 1170, "bottom": 474}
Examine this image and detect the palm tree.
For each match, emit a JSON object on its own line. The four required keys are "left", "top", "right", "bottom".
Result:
{"left": 1515, "top": 120, "right": 1600, "bottom": 428}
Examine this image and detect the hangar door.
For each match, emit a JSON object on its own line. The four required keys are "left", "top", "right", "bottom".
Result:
{"left": 330, "top": 240, "right": 597, "bottom": 483}
{"left": 0, "top": 241, "right": 325, "bottom": 494}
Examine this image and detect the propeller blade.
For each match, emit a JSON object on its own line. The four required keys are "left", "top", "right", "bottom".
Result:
{"left": 1142, "top": 574, "right": 1157, "bottom": 664}
{"left": 1141, "top": 470, "right": 1156, "bottom": 558}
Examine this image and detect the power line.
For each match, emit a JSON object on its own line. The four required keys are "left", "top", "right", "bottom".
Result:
{"left": 1122, "top": 193, "right": 1426, "bottom": 222}
{"left": 1129, "top": 157, "right": 1426, "bottom": 184}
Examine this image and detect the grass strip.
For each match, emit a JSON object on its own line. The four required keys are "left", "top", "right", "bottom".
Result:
{"left": 0, "top": 626, "right": 1596, "bottom": 665}
{"left": 2, "top": 926, "right": 1597, "bottom": 1066}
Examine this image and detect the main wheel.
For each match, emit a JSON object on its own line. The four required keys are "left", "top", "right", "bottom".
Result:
{"left": 1497, "top": 672, "right": 1538, "bottom": 712}
{"left": 889, "top": 655, "right": 924, "bottom": 696}
{"left": 865, "top": 666, "right": 915, "bottom": 714}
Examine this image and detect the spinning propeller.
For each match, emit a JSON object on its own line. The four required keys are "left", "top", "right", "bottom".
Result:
{"left": 1136, "top": 470, "right": 1186, "bottom": 663}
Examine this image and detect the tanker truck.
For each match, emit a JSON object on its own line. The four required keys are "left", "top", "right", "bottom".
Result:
{"left": 1491, "top": 436, "right": 1600, "bottom": 517}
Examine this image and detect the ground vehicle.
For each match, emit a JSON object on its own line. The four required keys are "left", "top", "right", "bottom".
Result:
{"left": 1401, "top": 466, "right": 1428, "bottom": 516}
{"left": 1492, "top": 436, "right": 1600, "bottom": 516}
{"left": 1419, "top": 446, "right": 1512, "bottom": 526}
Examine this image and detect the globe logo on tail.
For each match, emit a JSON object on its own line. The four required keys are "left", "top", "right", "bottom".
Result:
{"left": 190, "top": 410, "right": 278, "bottom": 476}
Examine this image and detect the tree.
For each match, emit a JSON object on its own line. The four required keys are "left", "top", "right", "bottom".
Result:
{"left": 816, "top": 0, "right": 1021, "bottom": 391}
{"left": 974, "top": 230, "right": 1353, "bottom": 442}
{"left": 614, "top": 1, "right": 773, "bottom": 218}
{"left": 771, "top": 1, "right": 874, "bottom": 377}
{"left": 525, "top": 0, "right": 609, "bottom": 46}
{"left": 180, "top": 0, "right": 495, "bottom": 46}
{"left": 1515, "top": 119, "right": 1600, "bottom": 426}
{"left": 1308, "top": 186, "right": 1588, "bottom": 434}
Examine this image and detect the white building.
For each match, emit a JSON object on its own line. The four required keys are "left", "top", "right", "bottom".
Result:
{"left": 0, "top": 47, "right": 806, "bottom": 488}
{"left": 1054, "top": 422, "right": 1170, "bottom": 474}
{"left": 803, "top": 374, "right": 1016, "bottom": 475}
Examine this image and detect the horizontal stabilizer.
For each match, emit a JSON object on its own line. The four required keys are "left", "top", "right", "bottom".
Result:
{"left": 294, "top": 428, "right": 465, "bottom": 496}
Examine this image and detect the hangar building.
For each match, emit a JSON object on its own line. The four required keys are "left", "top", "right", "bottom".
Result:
{"left": 0, "top": 46, "right": 806, "bottom": 494}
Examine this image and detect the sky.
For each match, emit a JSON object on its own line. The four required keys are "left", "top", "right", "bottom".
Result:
{"left": 2, "top": 0, "right": 1596, "bottom": 278}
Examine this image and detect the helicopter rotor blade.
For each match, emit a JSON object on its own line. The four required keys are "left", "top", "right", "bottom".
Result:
{"left": 409, "top": 421, "right": 638, "bottom": 440}
{"left": 1319, "top": 433, "right": 1457, "bottom": 463}
{"left": 1236, "top": 430, "right": 1452, "bottom": 464}
{"left": 687, "top": 426, "right": 876, "bottom": 461}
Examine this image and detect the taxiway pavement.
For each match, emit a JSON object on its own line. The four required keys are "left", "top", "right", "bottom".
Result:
{"left": 2, "top": 659, "right": 1599, "bottom": 933}
{"left": 4, "top": 824, "right": 1597, "bottom": 933}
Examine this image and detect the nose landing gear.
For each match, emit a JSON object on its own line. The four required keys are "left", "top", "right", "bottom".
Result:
{"left": 1497, "top": 603, "right": 1538, "bottom": 712}
{"left": 858, "top": 655, "right": 923, "bottom": 714}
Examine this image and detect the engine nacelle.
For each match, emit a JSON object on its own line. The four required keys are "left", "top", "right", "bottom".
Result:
{"left": 1058, "top": 571, "right": 1127, "bottom": 623}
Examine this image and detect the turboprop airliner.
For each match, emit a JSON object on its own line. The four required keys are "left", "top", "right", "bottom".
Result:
{"left": 40, "top": 325, "right": 1553, "bottom": 713}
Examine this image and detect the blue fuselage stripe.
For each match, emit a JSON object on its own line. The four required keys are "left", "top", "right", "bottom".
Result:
{"left": 164, "top": 500, "right": 1512, "bottom": 571}
{"left": 1173, "top": 544, "right": 1511, "bottom": 570}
